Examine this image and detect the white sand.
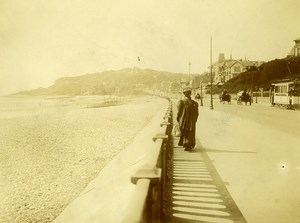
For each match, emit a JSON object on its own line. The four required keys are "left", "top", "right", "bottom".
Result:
{"left": 0, "top": 95, "right": 165, "bottom": 223}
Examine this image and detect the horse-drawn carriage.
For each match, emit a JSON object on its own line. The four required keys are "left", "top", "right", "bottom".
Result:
{"left": 237, "top": 91, "right": 252, "bottom": 105}
{"left": 219, "top": 93, "right": 231, "bottom": 104}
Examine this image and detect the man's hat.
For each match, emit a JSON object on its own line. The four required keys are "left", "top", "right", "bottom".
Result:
{"left": 182, "top": 86, "right": 192, "bottom": 93}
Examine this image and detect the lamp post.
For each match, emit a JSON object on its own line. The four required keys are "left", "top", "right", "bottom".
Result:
{"left": 210, "top": 36, "right": 214, "bottom": 110}
{"left": 255, "top": 87, "right": 258, "bottom": 103}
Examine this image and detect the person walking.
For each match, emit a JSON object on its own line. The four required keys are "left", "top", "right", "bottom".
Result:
{"left": 177, "top": 86, "right": 199, "bottom": 151}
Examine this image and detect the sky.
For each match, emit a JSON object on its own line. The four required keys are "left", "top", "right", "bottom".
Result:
{"left": 0, "top": 0, "right": 299, "bottom": 94}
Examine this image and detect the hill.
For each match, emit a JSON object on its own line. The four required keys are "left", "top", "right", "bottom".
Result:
{"left": 222, "top": 57, "right": 300, "bottom": 93}
{"left": 14, "top": 57, "right": 300, "bottom": 96}
{"left": 15, "top": 68, "right": 189, "bottom": 96}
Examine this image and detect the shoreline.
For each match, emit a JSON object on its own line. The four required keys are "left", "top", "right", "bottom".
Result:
{"left": 0, "top": 95, "right": 166, "bottom": 223}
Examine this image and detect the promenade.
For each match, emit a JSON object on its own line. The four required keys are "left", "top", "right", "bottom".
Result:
{"left": 168, "top": 100, "right": 247, "bottom": 223}
{"left": 195, "top": 98, "right": 300, "bottom": 223}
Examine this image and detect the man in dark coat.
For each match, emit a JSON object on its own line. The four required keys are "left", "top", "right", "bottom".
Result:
{"left": 177, "top": 86, "right": 199, "bottom": 151}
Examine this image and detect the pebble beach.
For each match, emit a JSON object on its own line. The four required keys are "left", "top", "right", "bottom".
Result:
{"left": 0, "top": 95, "right": 165, "bottom": 223}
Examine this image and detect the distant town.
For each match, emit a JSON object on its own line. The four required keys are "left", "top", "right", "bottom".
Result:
{"left": 164, "top": 37, "right": 300, "bottom": 94}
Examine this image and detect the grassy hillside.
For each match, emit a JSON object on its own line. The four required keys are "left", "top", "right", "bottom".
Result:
{"left": 223, "top": 57, "right": 300, "bottom": 93}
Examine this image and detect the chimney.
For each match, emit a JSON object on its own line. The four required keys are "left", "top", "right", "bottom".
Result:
{"left": 218, "top": 53, "right": 225, "bottom": 62}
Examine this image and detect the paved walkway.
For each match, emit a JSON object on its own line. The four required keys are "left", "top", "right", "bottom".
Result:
{"left": 169, "top": 101, "right": 247, "bottom": 223}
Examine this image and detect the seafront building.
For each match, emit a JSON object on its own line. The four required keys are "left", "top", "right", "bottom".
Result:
{"left": 287, "top": 37, "right": 300, "bottom": 58}
{"left": 211, "top": 53, "right": 264, "bottom": 85}
{"left": 169, "top": 37, "right": 300, "bottom": 93}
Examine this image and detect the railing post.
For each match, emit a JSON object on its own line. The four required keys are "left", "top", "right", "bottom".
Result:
{"left": 161, "top": 101, "right": 173, "bottom": 222}
{"left": 122, "top": 99, "right": 173, "bottom": 223}
{"left": 130, "top": 168, "right": 162, "bottom": 223}
{"left": 121, "top": 179, "right": 151, "bottom": 223}
{"left": 161, "top": 140, "right": 167, "bottom": 220}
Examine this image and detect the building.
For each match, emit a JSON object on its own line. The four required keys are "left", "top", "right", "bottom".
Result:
{"left": 287, "top": 37, "right": 300, "bottom": 57}
{"left": 211, "top": 53, "right": 263, "bottom": 84}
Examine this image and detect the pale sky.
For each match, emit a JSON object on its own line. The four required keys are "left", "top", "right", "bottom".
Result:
{"left": 0, "top": 0, "right": 299, "bottom": 94}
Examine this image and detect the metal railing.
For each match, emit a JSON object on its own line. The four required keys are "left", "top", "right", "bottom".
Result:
{"left": 122, "top": 99, "right": 173, "bottom": 223}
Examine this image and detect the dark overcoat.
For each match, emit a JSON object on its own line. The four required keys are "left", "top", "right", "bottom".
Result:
{"left": 177, "top": 97, "right": 199, "bottom": 149}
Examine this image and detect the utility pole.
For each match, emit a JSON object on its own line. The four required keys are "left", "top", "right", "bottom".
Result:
{"left": 188, "top": 61, "right": 191, "bottom": 86}
{"left": 251, "top": 72, "right": 254, "bottom": 103}
{"left": 285, "top": 60, "right": 292, "bottom": 80}
{"left": 200, "top": 82, "right": 203, "bottom": 106}
{"left": 210, "top": 36, "right": 214, "bottom": 110}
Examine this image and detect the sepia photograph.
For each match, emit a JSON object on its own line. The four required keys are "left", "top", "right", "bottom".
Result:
{"left": 0, "top": 0, "right": 300, "bottom": 222}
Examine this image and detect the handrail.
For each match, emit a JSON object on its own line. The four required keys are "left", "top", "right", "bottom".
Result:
{"left": 121, "top": 179, "right": 151, "bottom": 223}
{"left": 122, "top": 99, "right": 172, "bottom": 223}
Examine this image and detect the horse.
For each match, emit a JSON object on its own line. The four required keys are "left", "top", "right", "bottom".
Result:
{"left": 237, "top": 91, "right": 252, "bottom": 105}
{"left": 219, "top": 94, "right": 231, "bottom": 104}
